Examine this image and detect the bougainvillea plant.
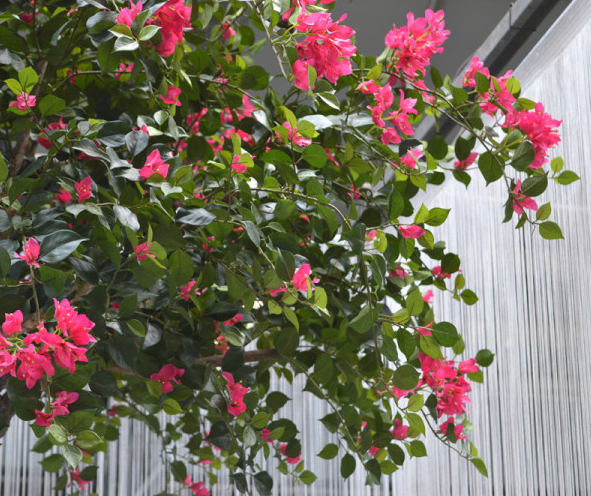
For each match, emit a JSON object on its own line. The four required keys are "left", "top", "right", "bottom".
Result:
{"left": 0, "top": 0, "right": 576, "bottom": 494}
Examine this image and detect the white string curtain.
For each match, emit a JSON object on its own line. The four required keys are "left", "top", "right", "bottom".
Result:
{"left": 2, "top": 1, "right": 591, "bottom": 494}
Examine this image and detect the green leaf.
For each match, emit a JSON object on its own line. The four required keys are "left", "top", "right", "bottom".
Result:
{"left": 430, "top": 66, "right": 443, "bottom": 88}
{"left": 550, "top": 157, "right": 563, "bottom": 173}
{"left": 349, "top": 306, "right": 373, "bottom": 333}
{"left": 114, "top": 36, "right": 139, "bottom": 52}
{"left": 254, "top": 471, "right": 273, "bottom": 496}
{"left": 108, "top": 334, "right": 139, "bottom": 370}
{"left": 474, "top": 72, "right": 490, "bottom": 94}
{"left": 170, "top": 250, "right": 194, "bottom": 287}
{"left": 176, "top": 207, "right": 215, "bottom": 226}
{"left": 512, "top": 141, "right": 535, "bottom": 170}
{"left": 478, "top": 151, "right": 503, "bottom": 184}
{"left": 274, "top": 199, "right": 296, "bottom": 220}
{"left": 409, "top": 440, "right": 427, "bottom": 457}
{"left": 302, "top": 145, "right": 327, "bottom": 168}
{"left": 18, "top": 66, "right": 39, "bottom": 91}
{"left": 520, "top": 175, "right": 548, "bottom": 197}
{"left": 460, "top": 289, "right": 478, "bottom": 305}
{"left": 113, "top": 205, "right": 140, "bottom": 231}
{"left": 243, "top": 220, "right": 261, "bottom": 247}
{"left": 476, "top": 349, "right": 495, "bottom": 367}
{"left": 62, "top": 444, "right": 83, "bottom": 469}
{"left": 431, "top": 322, "right": 459, "bottom": 347}
{"left": 0, "top": 152, "right": 7, "bottom": 183}
{"left": 539, "top": 221, "right": 563, "bottom": 240}
{"left": 427, "top": 135, "right": 448, "bottom": 160}
{"left": 48, "top": 424, "right": 67, "bottom": 445}
{"left": 274, "top": 327, "right": 298, "bottom": 356}
{"left": 5, "top": 78, "right": 23, "bottom": 95}
{"left": 40, "top": 230, "right": 87, "bottom": 263}
{"left": 340, "top": 453, "right": 356, "bottom": 479}
{"left": 317, "top": 443, "right": 338, "bottom": 459}
{"left": 76, "top": 430, "right": 105, "bottom": 451}
{"left": 470, "top": 457, "right": 489, "bottom": 477}
{"left": 171, "top": 460, "right": 187, "bottom": 482}
{"left": 40, "top": 454, "right": 65, "bottom": 472}
{"left": 300, "top": 470, "right": 317, "bottom": 484}
{"left": 536, "top": 202, "right": 551, "bottom": 221}
{"left": 39, "top": 95, "right": 66, "bottom": 116}
{"left": 405, "top": 289, "right": 424, "bottom": 316}
{"left": 0, "top": 247, "right": 10, "bottom": 277}
{"left": 392, "top": 364, "right": 419, "bottom": 390}
{"left": 138, "top": 24, "right": 161, "bottom": 41}
{"left": 407, "top": 393, "right": 424, "bottom": 412}
{"left": 555, "top": 170, "right": 580, "bottom": 185}
{"left": 314, "top": 354, "right": 333, "bottom": 383}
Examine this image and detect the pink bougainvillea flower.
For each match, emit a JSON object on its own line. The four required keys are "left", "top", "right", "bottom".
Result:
{"left": 458, "top": 358, "right": 479, "bottom": 375}
{"left": 384, "top": 9, "right": 450, "bottom": 79}
{"left": 417, "top": 322, "right": 433, "bottom": 337}
{"left": 223, "top": 313, "right": 243, "bottom": 326}
{"left": 16, "top": 345, "right": 55, "bottom": 389}
{"left": 38, "top": 117, "right": 67, "bottom": 149}
{"left": 222, "top": 372, "right": 250, "bottom": 417}
{"left": 2, "top": 310, "right": 23, "bottom": 335}
{"left": 15, "top": 238, "right": 41, "bottom": 268}
{"left": 117, "top": 0, "right": 142, "bottom": 26}
{"left": 293, "top": 11, "right": 356, "bottom": 88}
{"left": 152, "top": 0, "right": 192, "bottom": 57}
{"left": 221, "top": 21, "right": 236, "bottom": 40}
{"left": 184, "top": 475, "right": 210, "bottom": 496}
{"left": 292, "top": 59, "right": 313, "bottom": 90}
{"left": 70, "top": 468, "right": 93, "bottom": 489}
{"left": 275, "top": 121, "right": 312, "bottom": 147}
{"left": 422, "top": 289, "right": 434, "bottom": 304}
{"left": 160, "top": 86, "right": 181, "bottom": 106}
{"left": 292, "top": 263, "right": 319, "bottom": 291}
{"left": 280, "top": 444, "right": 301, "bottom": 464}
{"left": 389, "top": 265, "right": 407, "bottom": 279}
{"left": 20, "top": 12, "right": 34, "bottom": 24}
{"left": 399, "top": 225, "right": 425, "bottom": 238}
{"left": 150, "top": 364, "right": 185, "bottom": 393}
{"left": 231, "top": 155, "right": 248, "bottom": 174}
{"left": 56, "top": 189, "right": 72, "bottom": 203}
{"left": 391, "top": 418, "right": 409, "bottom": 440}
{"left": 260, "top": 428, "right": 274, "bottom": 443}
{"left": 134, "top": 242, "right": 155, "bottom": 261}
{"left": 268, "top": 284, "right": 287, "bottom": 297}
{"left": 139, "top": 149, "right": 169, "bottom": 179}
{"left": 74, "top": 177, "right": 92, "bottom": 203}
{"left": 440, "top": 418, "right": 467, "bottom": 440}
{"left": 9, "top": 92, "right": 36, "bottom": 111}
{"left": 180, "top": 281, "right": 201, "bottom": 301}
{"left": 349, "top": 184, "right": 361, "bottom": 200}
{"left": 512, "top": 180, "right": 538, "bottom": 215}
{"left": 400, "top": 148, "right": 423, "bottom": 169}
{"left": 433, "top": 265, "right": 452, "bottom": 279}
{"left": 454, "top": 152, "right": 478, "bottom": 170}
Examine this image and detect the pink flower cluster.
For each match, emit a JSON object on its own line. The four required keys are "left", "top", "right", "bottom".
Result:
{"left": 151, "top": 0, "right": 192, "bottom": 57}
{"left": 512, "top": 180, "right": 538, "bottom": 215}
{"left": 180, "top": 281, "right": 201, "bottom": 301}
{"left": 134, "top": 242, "right": 155, "bottom": 261}
{"left": 276, "top": 122, "right": 312, "bottom": 147}
{"left": 280, "top": 443, "right": 301, "bottom": 465}
{"left": 184, "top": 475, "right": 210, "bottom": 496}
{"left": 0, "top": 299, "right": 96, "bottom": 389}
{"left": 292, "top": 11, "right": 356, "bottom": 90}
{"left": 37, "top": 117, "right": 67, "bottom": 149}
{"left": 281, "top": 0, "right": 334, "bottom": 22}
{"left": 463, "top": 57, "right": 561, "bottom": 169}
{"left": 35, "top": 391, "right": 79, "bottom": 426}
{"left": 150, "top": 363, "right": 185, "bottom": 393}
{"left": 362, "top": 83, "right": 418, "bottom": 146}
{"left": 419, "top": 353, "right": 478, "bottom": 418}
{"left": 222, "top": 372, "right": 249, "bottom": 417}
{"left": 385, "top": 9, "right": 449, "bottom": 79}
{"left": 117, "top": 0, "right": 142, "bottom": 26}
